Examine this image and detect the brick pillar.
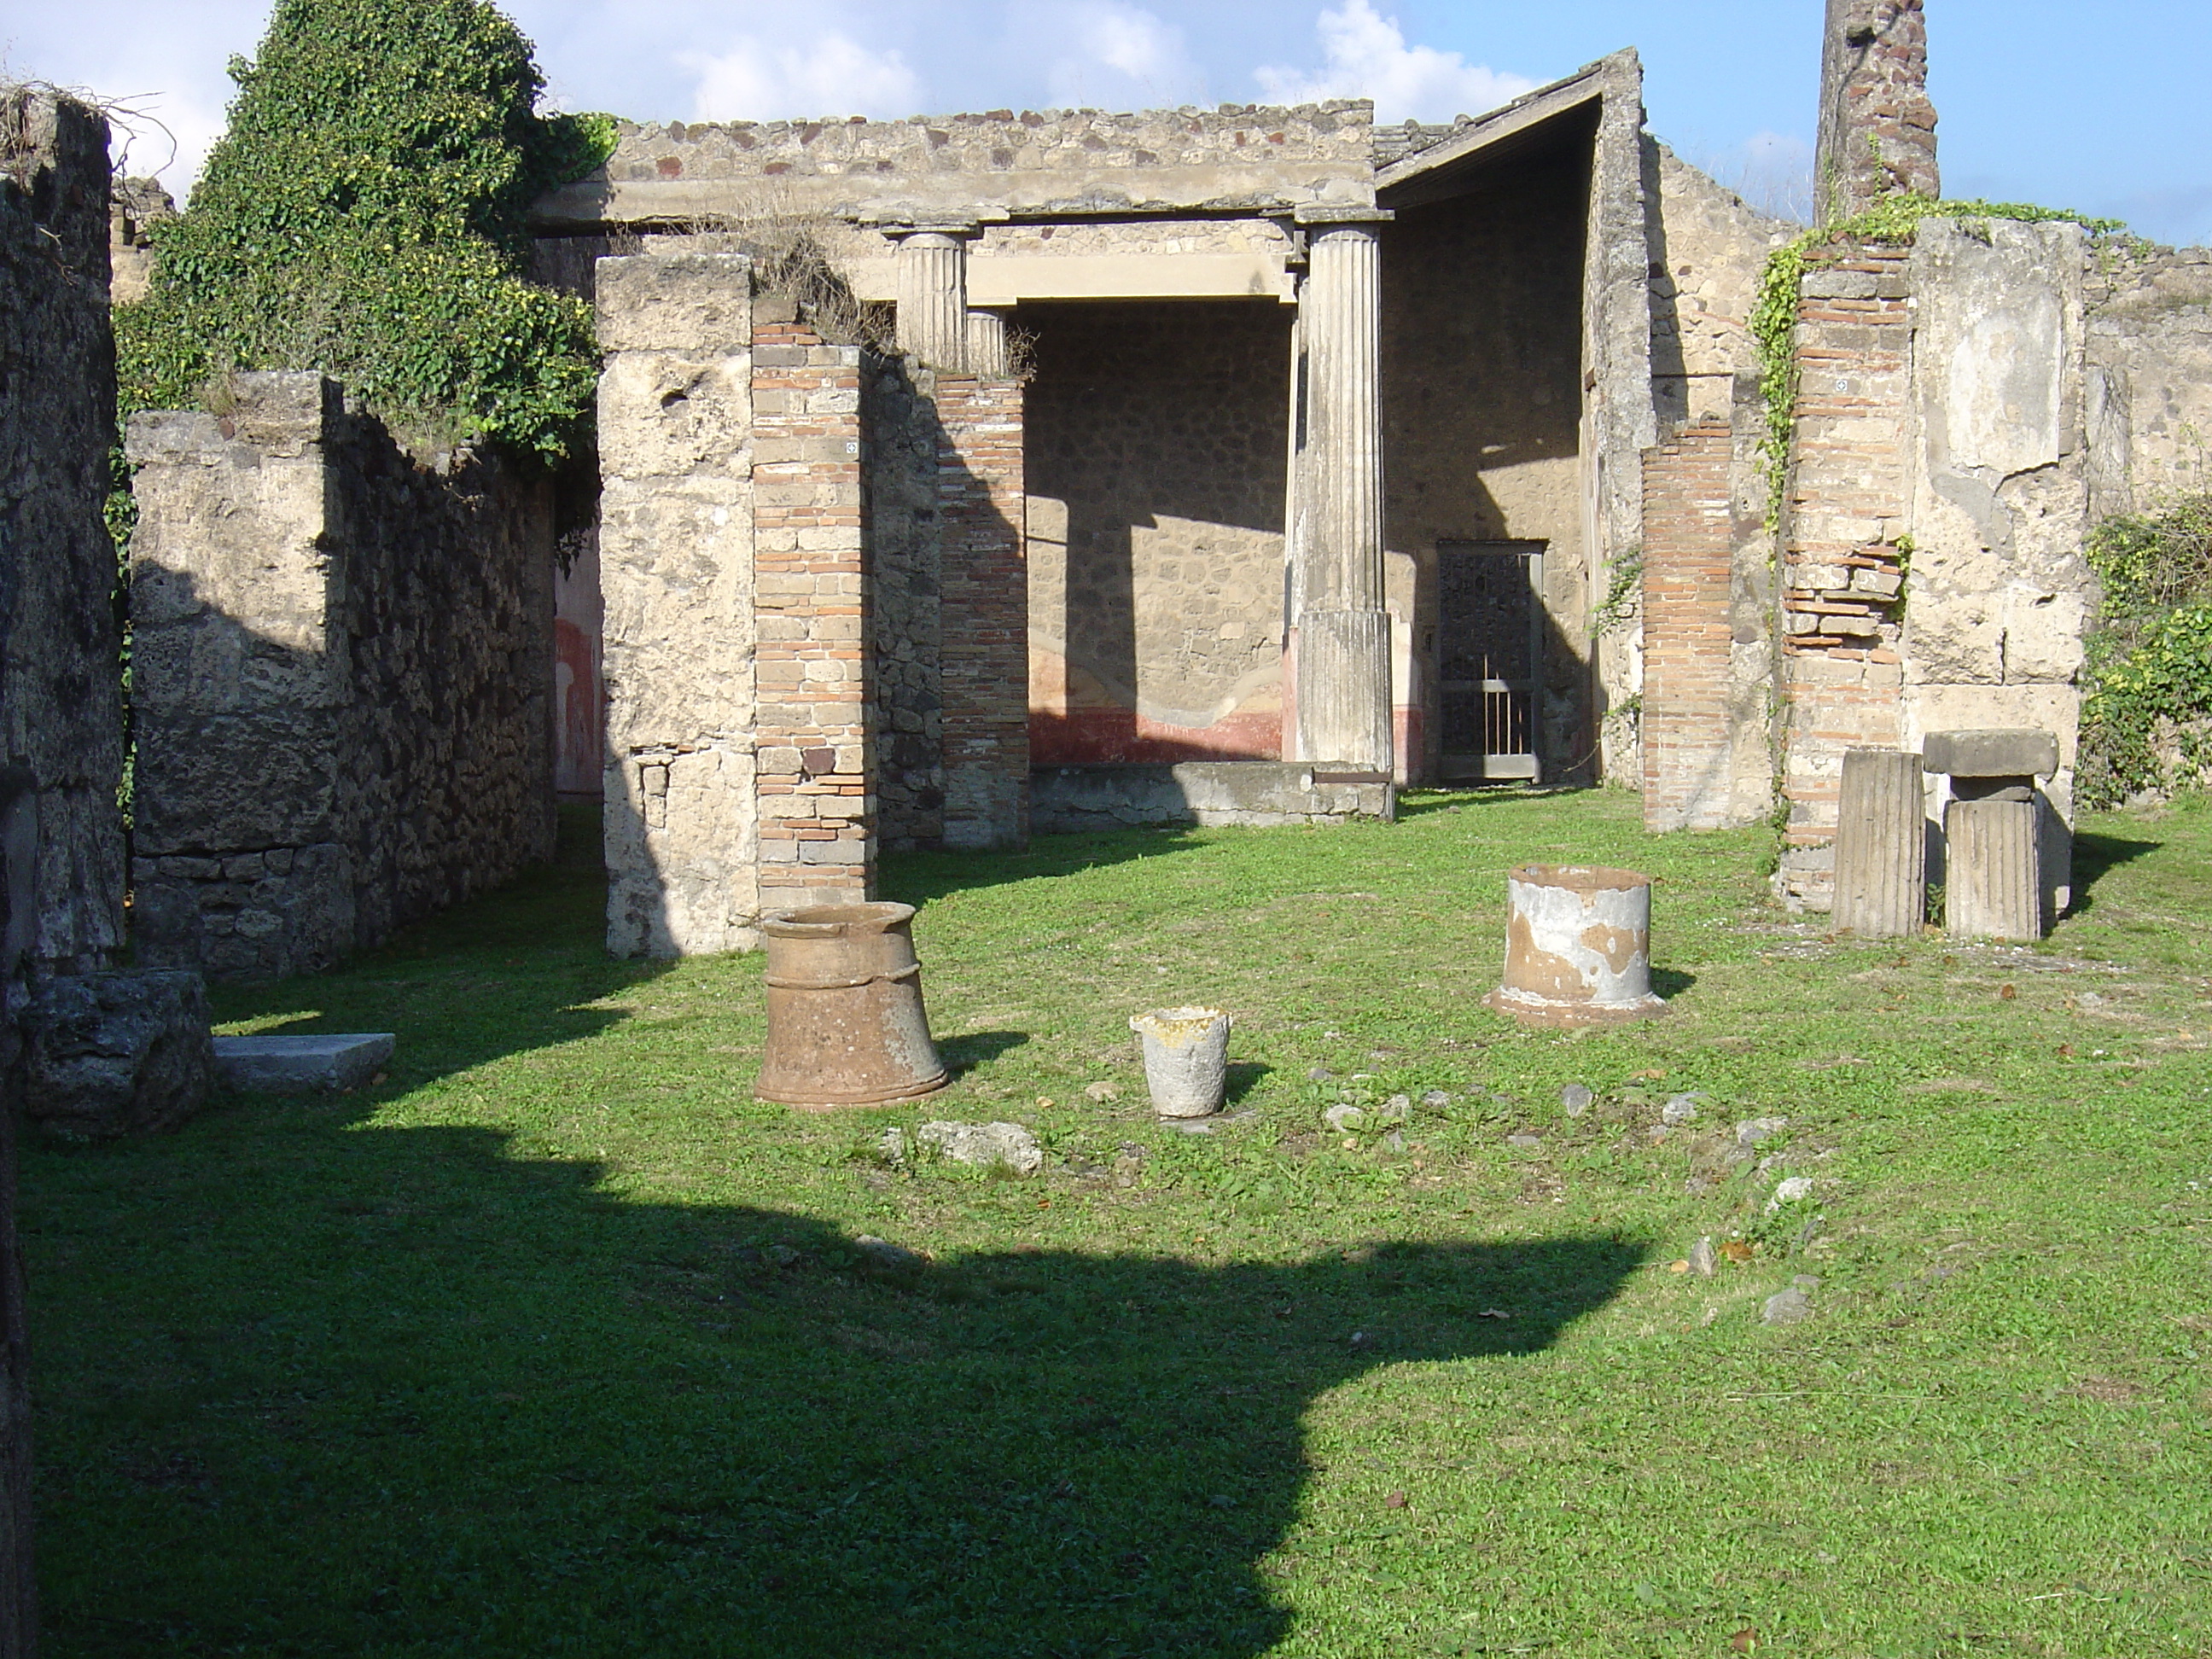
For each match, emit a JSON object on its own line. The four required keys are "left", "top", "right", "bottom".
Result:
{"left": 934, "top": 375, "right": 1030, "bottom": 850}
{"left": 752, "top": 320, "right": 873, "bottom": 910}
{"left": 1775, "top": 242, "right": 1912, "bottom": 910}
{"left": 1640, "top": 419, "right": 1735, "bottom": 830}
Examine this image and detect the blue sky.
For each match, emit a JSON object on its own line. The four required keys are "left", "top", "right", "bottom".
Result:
{"left": 8, "top": 0, "right": 2207, "bottom": 243}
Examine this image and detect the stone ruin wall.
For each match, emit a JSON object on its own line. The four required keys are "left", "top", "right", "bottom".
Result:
{"left": 129, "top": 374, "right": 557, "bottom": 978}
{"left": 1635, "top": 147, "right": 1790, "bottom": 831}
{"left": 2086, "top": 245, "right": 2212, "bottom": 517}
{"left": 1767, "top": 220, "right": 2097, "bottom": 913}
{"left": 0, "top": 90, "right": 127, "bottom": 974}
{"left": 540, "top": 104, "right": 1377, "bottom": 228}
{"left": 1025, "top": 300, "right": 1289, "bottom": 766}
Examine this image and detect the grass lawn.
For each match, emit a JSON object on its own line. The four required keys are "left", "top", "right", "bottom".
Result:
{"left": 23, "top": 787, "right": 2212, "bottom": 1656}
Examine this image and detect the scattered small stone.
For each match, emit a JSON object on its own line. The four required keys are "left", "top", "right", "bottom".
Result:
{"left": 1348, "top": 1330, "right": 1373, "bottom": 1348}
{"left": 1561, "top": 1083, "right": 1594, "bottom": 1116}
{"left": 877, "top": 1127, "right": 910, "bottom": 1165}
{"left": 1420, "top": 1089, "right": 1451, "bottom": 1109}
{"left": 1166, "top": 1119, "right": 1215, "bottom": 1136}
{"left": 1323, "top": 1103, "right": 1366, "bottom": 1133}
{"left": 1662, "top": 1092, "right": 1707, "bottom": 1125}
{"left": 1307, "top": 1066, "right": 1335, "bottom": 1082}
{"left": 1112, "top": 1142, "right": 1146, "bottom": 1186}
{"left": 1506, "top": 1132, "right": 1544, "bottom": 1150}
{"left": 853, "top": 1235, "right": 927, "bottom": 1272}
{"left": 1766, "top": 1176, "right": 1815, "bottom": 1213}
{"left": 1383, "top": 1130, "right": 1406, "bottom": 1153}
{"left": 1084, "top": 1080, "right": 1121, "bottom": 1103}
{"left": 1735, "top": 1115, "right": 1789, "bottom": 1148}
{"left": 765, "top": 1244, "right": 802, "bottom": 1268}
{"left": 1688, "top": 1236, "right": 1718, "bottom": 1278}
{"left": 1761, "top": 1276, "right": 1819, "bottom": 1325}
{"left": 917, "top": 1120, "right": 1045, "bottom": 1176}
{"left": 1208, "top": 1493, "right": 1236, "bottom": 1509}
{"left": 1794, "top": 1215, "right": 1825, "bottom": 1252}
{"left": 1377, "top": 1094, "right": 1412, "bottom": 1123}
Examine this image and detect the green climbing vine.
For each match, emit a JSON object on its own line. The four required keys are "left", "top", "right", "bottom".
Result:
{"left": 2078, "top": 492, "right": 2212, "bottom": 806}
{"left": 115, "top": 0, "right": 615, "bottom": 463}
{"left": 1749, "top": 194, "right": 2127, "bottom": 528}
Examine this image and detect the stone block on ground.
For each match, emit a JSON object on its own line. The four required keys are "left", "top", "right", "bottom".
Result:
{"left": 24, "top": 969, "right": 216, "bottom": 1139}
{"left": 213, "top": 1033, "right": 394, "bottom": 1094}
{"left": 916, "top": 1120, "right": 1042, "bottom": 1175}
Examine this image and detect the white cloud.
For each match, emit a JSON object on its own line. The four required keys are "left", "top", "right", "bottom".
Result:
{"left": 1254, "top": 0, "right": 1533, "bottom": 121}
{"left": 1042, "top": 3, "right": 1202, "bottom": 108}
{"left": 685, "top": 32, "right": 923, "bottom": 122}
{"left": 1080, "top": 3, "right": 1182, "bottom": 80}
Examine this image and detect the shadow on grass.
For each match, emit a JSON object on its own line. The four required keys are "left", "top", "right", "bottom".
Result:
{"left": 1394, "top": 782, "right": 1592, "bottom": 821}
{"left": 25, "top": 1093, "right": 1641, "bottom": 1656}
{"left": 2067, "top": 829, "right": 2163, "bottom": 917}
{"left": 938, "top": 1028, "right": 1031, "bottom": 1078}
{"left": 882, "top": 824, "right": 1220, "bottom": 908}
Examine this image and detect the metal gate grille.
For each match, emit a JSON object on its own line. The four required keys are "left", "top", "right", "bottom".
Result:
{"left": 1437, "top": 540, "right": 1544, "bottom": 782}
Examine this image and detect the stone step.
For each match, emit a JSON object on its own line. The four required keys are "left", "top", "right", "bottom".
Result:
{"left": 214, "top": 1033, "right": 394, "bottom": 1094}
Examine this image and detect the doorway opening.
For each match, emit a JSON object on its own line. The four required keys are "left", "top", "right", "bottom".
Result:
{"left": 1436, "top": 538, "right": 1545, "bottom": 783}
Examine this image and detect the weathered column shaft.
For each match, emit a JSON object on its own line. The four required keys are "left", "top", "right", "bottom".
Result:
{"left": 1945, "top": 797, "right": 2041, "bottom": 942}
{"left": 1293, "top": 213, "right": 1391, "bottom": 771}
{"left": 894, "top": 230, "right": 968, "bottom": 372}
{"left": 1832, "top": 749, "right": 1925, "bottom": 937}
{"left": 1814, "top": 0, "right": 1939, "bottom": 223}
{"left": 964, "top": 309, "right": 1009, "bottom": 378}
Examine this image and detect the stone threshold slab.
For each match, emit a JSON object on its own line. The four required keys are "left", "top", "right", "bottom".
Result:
{"left": 214, "top": 1033, "right": 395, "bottom": 1094}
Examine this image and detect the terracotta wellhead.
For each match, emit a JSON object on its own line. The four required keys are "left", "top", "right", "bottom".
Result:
{"left": 1484, "top": 864, "right": 1669, "bottom": 1027}
{"left": 754, "top": 902, "right": 949, "bottom": 1108}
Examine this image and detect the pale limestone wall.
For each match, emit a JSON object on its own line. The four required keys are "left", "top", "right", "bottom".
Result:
{"left": 129, "top": 374, "right": 556, "bottom": 978}
{"left": 0, "top": 90, "right": 127, "bottom": 972}
{"left": 2086, "top": 246, "right": 2212, "bottom": 516}
{"left": 1647, "top": 143, "right": 1794, "bottom": 428}
{"left": 596, "top": 253, "right": 760, "bottom": 957}
{"left": 541, "top": 105, "right": 1376, "bottom": 229}
{"left": 1024, "top": 300, "right": 1289, "bottom": 764}
{"left": 1902, "top": 219, "right": 2096, "bottom": 911}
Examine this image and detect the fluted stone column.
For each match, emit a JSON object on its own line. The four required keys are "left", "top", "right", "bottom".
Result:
{"left": 1946, "top": 798, "right": 2042, "bottom": 941}
{"left": 1833, "top": 749, "right": 1925, "bottom": 937}
{"left": 893, "top": 225, "right": 973, "bottom": 371}
{"left": 1292, "top": 207, "right": 1393, "bottom": 771}
{"left": 965, "top": 308, "right": 1010, "bottom": 377}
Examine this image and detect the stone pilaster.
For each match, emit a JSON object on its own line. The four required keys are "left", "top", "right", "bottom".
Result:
{"left": 894, "top": 224, "right": 974, "bottom": 372}
{"left": 751, "top": 319, "right": 874, "bottom": 911}
{"left": 1291, "top": 207, "right": 1392, "bottom": 771}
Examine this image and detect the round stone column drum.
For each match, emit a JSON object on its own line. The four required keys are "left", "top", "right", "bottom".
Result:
{"left": 1485, "top": 864, "right": 1668, "bottom": 1027}
{"left": 755, "top": 903, "right": 949, "bottom": 1107}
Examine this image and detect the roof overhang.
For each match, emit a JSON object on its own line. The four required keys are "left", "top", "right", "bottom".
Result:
{"left": 1377, "top": 51, "right": 1637, "bottom": 211}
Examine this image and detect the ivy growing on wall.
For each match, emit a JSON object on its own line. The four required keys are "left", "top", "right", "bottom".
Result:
{"left": 1748, "top": 194, "right": 2125, "bottom": 528}
{"left": 2078, "top": 492, "right": 2212, "bottom": 806}
{"left": 114, "top": 0, "right": 614, "bottom": 463}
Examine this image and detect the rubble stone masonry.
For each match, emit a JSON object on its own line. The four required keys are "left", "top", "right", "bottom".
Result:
{"left": 933, "top": 375, "right": 1029, "bottom": 849}
{"left": 130, "top": 375, "right": 556, "bottom": 977}
{"left": 0, "top": 90, "right": 127, "bottom": 972}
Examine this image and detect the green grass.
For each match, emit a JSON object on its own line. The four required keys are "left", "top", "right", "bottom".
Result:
{"left": 24, "top": 789, "right": 2212, "bottom": 1656}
